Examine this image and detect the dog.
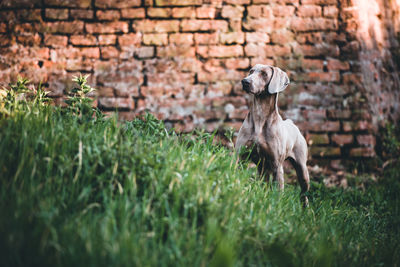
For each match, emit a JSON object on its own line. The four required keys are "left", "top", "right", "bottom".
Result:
{"left": 235, "top": 64, "right": 310, "bottom": 206}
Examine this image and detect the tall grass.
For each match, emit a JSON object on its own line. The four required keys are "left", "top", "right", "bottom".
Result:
{"left": 0, "top": 77, "right": 399, "bottom": 266}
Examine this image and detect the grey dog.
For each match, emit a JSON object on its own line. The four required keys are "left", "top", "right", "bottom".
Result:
{"left": 235, "top": 64, "right": 310, "bottom": 206}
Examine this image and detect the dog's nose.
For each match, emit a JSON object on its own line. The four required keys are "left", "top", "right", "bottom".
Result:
{"left": 242, "top": 79, "right": 250, "bottom": 86}
{"left": 242, "top": 79, "right": 251, "bottom": 92}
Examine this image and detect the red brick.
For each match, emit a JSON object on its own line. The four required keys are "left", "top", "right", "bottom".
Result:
{"left": 297, "top": 5, "right": 321, "bottom": 17}
{"left": 86, "top": 22, "right": 128, "bottom": 34}
{"left": 121, "top": 8, "right": 146, "bottom": 19}
{"left": 93, "top": 59, "right": 118, "bottom": 74}
{"left": 247, "top": 5, "right": 272, "bottom": 18}
{"left": 270, "top": 30, "right": 294, "bottom": 44}
{"left": 327, "top": 59, "right": 350, "bottom": 71}
{"left": 169, "top": 33, "right": 193, "bottom": 44}
{"left": 221, "top": 5, "right": 244, "bottom": 18}
{"left": 157, "top": 44, "right": 195, "bottom": 58}
{"left": 224, "top": 0, "right": 250, "bottom": 4}
{"left": 17, "top": 34, "right": 41, "bottom": 46}
{"left": 272, "top": 5, "right": 295, "bottom": 17}
{"left": 302, "top": 59, "right": 324, "bottom": 70}
{"left": 324, "top": 6, "right": 338, "bottom": 18}
{"left": 14, "top": 23, "right": 36, "bottom": 34}
{"left": 44, "top": 35, "right": 68, "bottom": 47}
{"left": 0, "top": 23, "right": 6, "bottom": 33}
{"left": 343, "top": 121, "right": 373, "bottom": 132}
{"left": 96, "top": 10, "right": 120, "bottom": 20}
{"left": 95, "top": 0, "right": 141, "bottom": 8}
{"left": 219, "top": 32, "right": 244, "bottom": 44}
{"left": 300, "top": 72, "right": 340, "bottom": 82}
{"left": 302, "top": 0, "right": 336, "bottom": 4}
{"left": 265, "top": 45, "right": 291, "bottom": 57}
{"left": 147, "top": 8, "right": 172, "bottom": 18}
{"left": 155, "top": 0, "right": 202, "bottom": 6}
{"left": 45, "top": 0, "right": 91, "bottom": 8}
{"left": 66, "top": 59, "right": 93, "bottom": 72}
{"left": 13, "top": 9, "right": 41, "bottom": 21}
{"left": 140, "top": 86, "right": 164, "bottom": 97}
{"left": 196, "top": 6, "right": 216, "bottom": 18}
{"left": 342, "top": 73, "right": 363, "bottom": 85}
{"left": 349, "top": 147, "right": 375, "bottom": 157}
{"left": 101, "top": 46, "right": 119, "bottom": 59}
{"left": 178, "top": 58, "right": 202, "bottom": 72}
{"left": 70, "top": 9, "right": 93, "bottom": 19}
{"left": 79, "top": 47, "right": 100, "bottom": 58}
{"left": 246, "top": 44, "right": 290, "bottom": 58}
{"left": 290, "top": 18, "right": 338, "bottom": 32}
{"left": 118, "top": 33, "right": 142, "bottom": 46}
{"left": 225, "top": 58, "right": 250, "bottom": 69}
{"left": 243, "top": 18, "right": 287, "bottom": 32}
{"left": 134, "top": 20, "right": 180, "bottom": 33}
{"left": 228, "top": 109, "right": 248, "bottom": 120}
{"left": 307, "top": 121, "right": 340, "bottom": 132}
{"left": 147, "top": 72, "right": 194, "bottom": 88}
{"left": 171, "top": 7, "right": 196, "bottom": 18}
{"left": 296, "top": 32, "right": 323, "bottom": 44}
{"left": 136, "top": 46, "right": 154, "bottom": 58}
{"left": 51, "top": 47, "right": 80, "bottom": 60}
{"left": 98, "top": 97, "right": 135, "bottom": 110}
{"left": 96, "top": 86, "right": 114, "bottom": 97}
{"left": 33, "top": 47, "right": 51, "bottom": 59}
{"left": 310, "top": 147, "right": 341, "bottom": 157}
{"left": 181, "top": 19, "right": 228, "bottom": 32}
{"left": 45, "top": 8, "right": 69, "bottom": 20}
{"left": 304, "top": 109, "right": 326, "bottom": 120}
{"left": 327, "top": 109, "right": 352, "bottom": 119}
{"left": 197, "top": 45, "right": 243, "bottom": 58}
{"left": 98, "top": 35, "right": 117, "bottom": 45}
{"left": 245, "top": 32, "right": 270, "bottom": 43}
{"left": 197, "top": 70, "right": 237, "bottom": 83}
{"left": 245, "top": 43, "right": 264, "bottom": 57}
{"left": 206, "top": 81, "right": 233, "bottom": 97}
{"left": 356, "top": 135, "right": 376, "bottom": 147}
{"left": 143, "top": 33, "right": 168, "bottom": 45}
{"left": 194, "top": 33, "right": 218, "bottom": 44}
{"left": 331, "top": 134, "right": 353, "bottom": 146}
{"left": 229, "top": 19, "right": 242, "bottom": 32}
{"left": 294, "top": 44, "right": 339, "bottom": 57}
{"left": 43, "top": 21, "right": 84, "bottom": 34}
{"left": 307, "top": 133, "right": 329, "bottom": 145}
{"left": 70, "top": 35, "right": 97, "bottom": 46}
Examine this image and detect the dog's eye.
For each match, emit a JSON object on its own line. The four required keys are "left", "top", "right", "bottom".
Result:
{"left": 249, "top": 69, "right": 254, "bottom": 74}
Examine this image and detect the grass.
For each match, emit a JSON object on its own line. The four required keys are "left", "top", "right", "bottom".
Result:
{"left": 0, "top": 77, "right": 399, "bottom": 266}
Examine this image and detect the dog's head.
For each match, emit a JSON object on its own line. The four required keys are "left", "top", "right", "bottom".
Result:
{"left": 241, "top": 64, "right": 290, "bottom": 95}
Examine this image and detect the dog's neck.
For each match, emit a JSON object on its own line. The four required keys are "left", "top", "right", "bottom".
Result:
{"left": 250, "top": 93, "right": 280, "bottom": 133}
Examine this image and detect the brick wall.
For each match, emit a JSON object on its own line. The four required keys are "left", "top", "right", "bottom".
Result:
{"left": 1, "top": 0, "right": 399, "bottom": 169}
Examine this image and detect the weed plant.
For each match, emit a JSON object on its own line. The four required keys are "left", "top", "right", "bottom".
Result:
{"left": 0, "top": 77, "right": 399, "bottom": 267}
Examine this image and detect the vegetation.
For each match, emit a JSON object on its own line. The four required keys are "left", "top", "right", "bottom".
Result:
{"left": 0, "top": 77, "right": 399, "bottom": 267}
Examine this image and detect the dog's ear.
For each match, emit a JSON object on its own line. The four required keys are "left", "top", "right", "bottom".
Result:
{"left": 268, "top": 67, "right": 290, "bottom": 94}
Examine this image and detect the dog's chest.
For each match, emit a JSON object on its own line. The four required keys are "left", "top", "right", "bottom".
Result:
{"left": 246, "top": 132, "right": 274, "bottom": 158}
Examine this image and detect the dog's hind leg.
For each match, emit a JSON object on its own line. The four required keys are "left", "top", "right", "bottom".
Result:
{"left": 288, "top": 157, "right": 310, "bottom": 207}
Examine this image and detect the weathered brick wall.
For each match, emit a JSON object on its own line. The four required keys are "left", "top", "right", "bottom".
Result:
{"left": 0, "top": 0, "right": 399, "bottom": 169}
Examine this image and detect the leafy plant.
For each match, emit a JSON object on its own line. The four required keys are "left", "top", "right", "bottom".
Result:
{"left": 0, "top": 76, "right": 51, "bottom": 117}
{"left": 65, "top": 74, "right": 96, "bottom": 119}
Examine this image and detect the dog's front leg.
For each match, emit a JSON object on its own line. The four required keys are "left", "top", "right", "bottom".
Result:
{"left": 274, "top": 164, "right": 284, "bottom": 190}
